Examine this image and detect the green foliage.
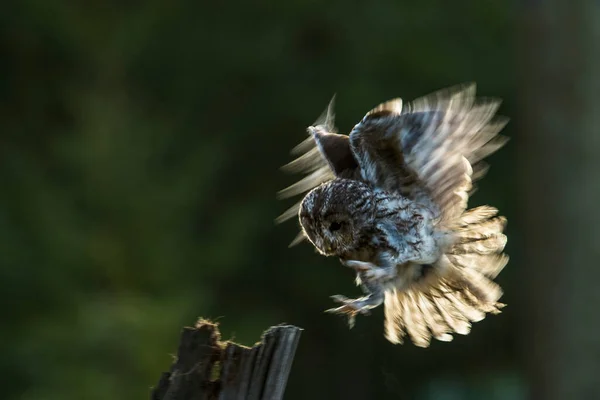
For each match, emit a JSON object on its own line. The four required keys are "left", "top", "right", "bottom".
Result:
{"left": 0, "top": 1, "right": 518, "bottom": 399}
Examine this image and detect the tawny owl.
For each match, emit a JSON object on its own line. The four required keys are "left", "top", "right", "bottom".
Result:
{"left": 278, "top": 83, "right": 509, "bottom": 347}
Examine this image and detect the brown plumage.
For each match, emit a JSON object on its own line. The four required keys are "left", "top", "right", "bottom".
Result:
{"left": 278, "top": 83, "right": 509, "bottom": 347}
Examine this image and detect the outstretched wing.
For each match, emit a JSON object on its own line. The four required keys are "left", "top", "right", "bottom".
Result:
{"left": 277, "top": 96, "right": 359, "bottom": 244}
{"left": 349, "top": 83, "right": 508, "bottom": 223}
{"left": 384, "top": 206, "right": 508, "bottom": 347}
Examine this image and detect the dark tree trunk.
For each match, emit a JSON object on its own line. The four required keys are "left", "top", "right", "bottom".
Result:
{"left": 519, "top": 1, "right": 600, "bottom": 399}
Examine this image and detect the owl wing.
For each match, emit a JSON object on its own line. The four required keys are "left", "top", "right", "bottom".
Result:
{"left": 349, "top": 83, "right": 508, "bottom": 223}
{"left": 277, "top": 96, "right": 359, "bottom": 245}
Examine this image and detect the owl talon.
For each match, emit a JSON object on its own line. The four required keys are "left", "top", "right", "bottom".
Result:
{"left": 325, "top": 304, "right": 370, "bottom": 316}
{"left": 326, "top": 295, "right": 373, "bottom": 317}
{"left": 330, "top": 294, "right": 354, "bottom": 304}
{"left": 326, "top": 297, "right": 372, "bottom": 329}
{"left": 344, "top": 260, "right": 377, "bottom": 272}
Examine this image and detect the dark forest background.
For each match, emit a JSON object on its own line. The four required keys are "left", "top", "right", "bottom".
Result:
{"left": 2, "top": 1, "right": 599, "bottom": 399}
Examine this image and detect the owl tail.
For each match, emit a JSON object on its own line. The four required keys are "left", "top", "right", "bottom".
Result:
{"left": 383, "top": 206, "right": 508, "bottom": 347}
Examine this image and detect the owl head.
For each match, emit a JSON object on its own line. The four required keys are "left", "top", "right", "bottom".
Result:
{"left": 298, "top": 179, "right": 375, "bottom": 256}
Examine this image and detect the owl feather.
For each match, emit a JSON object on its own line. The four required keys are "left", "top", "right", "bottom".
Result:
{"left": 278, "top": 83, "right": 509, "bottom": 347}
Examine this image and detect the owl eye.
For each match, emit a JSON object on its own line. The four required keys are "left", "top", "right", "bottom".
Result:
{"left": 329, "top": 221, "right": 342, "bottom": 232}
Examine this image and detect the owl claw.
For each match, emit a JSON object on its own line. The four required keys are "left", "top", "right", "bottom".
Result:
{"left": 343, "top": 260, "right": 376, "bottom": 272}
{"left": 326, "top": 294, "right": 374, "bottom": 328}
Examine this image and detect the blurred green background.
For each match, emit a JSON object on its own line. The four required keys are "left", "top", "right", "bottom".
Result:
{"left": 2, "top": 1, "right": 599, "bottom": 399}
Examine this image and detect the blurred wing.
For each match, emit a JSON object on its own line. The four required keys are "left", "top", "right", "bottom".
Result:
{"left": 384, "top": 202, "right": 508, "bottom": 347}
{"left": 349, "top": 83, "right": 508, "bottom": 223}
{"left": 277, "top": 96, "right": 359, "bottom": 245}
{"left": 348, "top": 97, "right": 420, "bottom": 198}
{"left": 383, "top": 276, "right": 504, "bottom": 347}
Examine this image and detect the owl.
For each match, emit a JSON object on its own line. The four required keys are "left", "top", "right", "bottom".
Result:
{"left": 278, "top": 83, "right": 509, "bottom": 347}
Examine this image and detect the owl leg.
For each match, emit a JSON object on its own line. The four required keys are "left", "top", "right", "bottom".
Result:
{"left": 325, "top": 284, "right": 385, "bottom": 328}
{"left": 344, "top": 259, "right": 396, "bottom": 282}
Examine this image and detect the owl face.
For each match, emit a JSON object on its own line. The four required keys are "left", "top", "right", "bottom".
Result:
{"left": 298, "top": 179, "right": 375, "bottom": 256}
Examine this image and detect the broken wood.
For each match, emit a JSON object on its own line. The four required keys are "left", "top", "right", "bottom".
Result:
{"left": 151, "top": 319, "right": 302, "bottom": 400}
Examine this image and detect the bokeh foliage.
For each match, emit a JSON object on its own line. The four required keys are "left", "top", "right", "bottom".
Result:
{"left": 1, "top": 1, "right": 520, "bottom": 399}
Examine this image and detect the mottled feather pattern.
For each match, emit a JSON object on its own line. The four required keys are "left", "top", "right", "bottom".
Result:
{"left": 278, "top": 83, "right": 509, "bottom": 347}
{"left": 351, "top": 83, "right": 508, "bottom": 223}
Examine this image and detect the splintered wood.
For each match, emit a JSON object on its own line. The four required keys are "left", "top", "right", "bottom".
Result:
{"left": 151, "top": 320, "right": 302, "bottom": 400}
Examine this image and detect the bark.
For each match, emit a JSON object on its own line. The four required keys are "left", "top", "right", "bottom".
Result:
{"left": 152, "top": 320, "right": 302, "bottom": 400}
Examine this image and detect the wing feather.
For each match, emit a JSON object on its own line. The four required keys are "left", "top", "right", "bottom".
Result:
{"left": 277, "top": 97, "right": 359, "bottom": 242}
{"left": 349, "top": 83, "right": 508, "bottom": 222}
{"left": 278, "top": 85, "right": 509, "bottom": 345}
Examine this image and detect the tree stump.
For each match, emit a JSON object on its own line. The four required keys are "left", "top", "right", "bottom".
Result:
{"left": 151, "top": 319, "right": 302, "bottom": 400}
